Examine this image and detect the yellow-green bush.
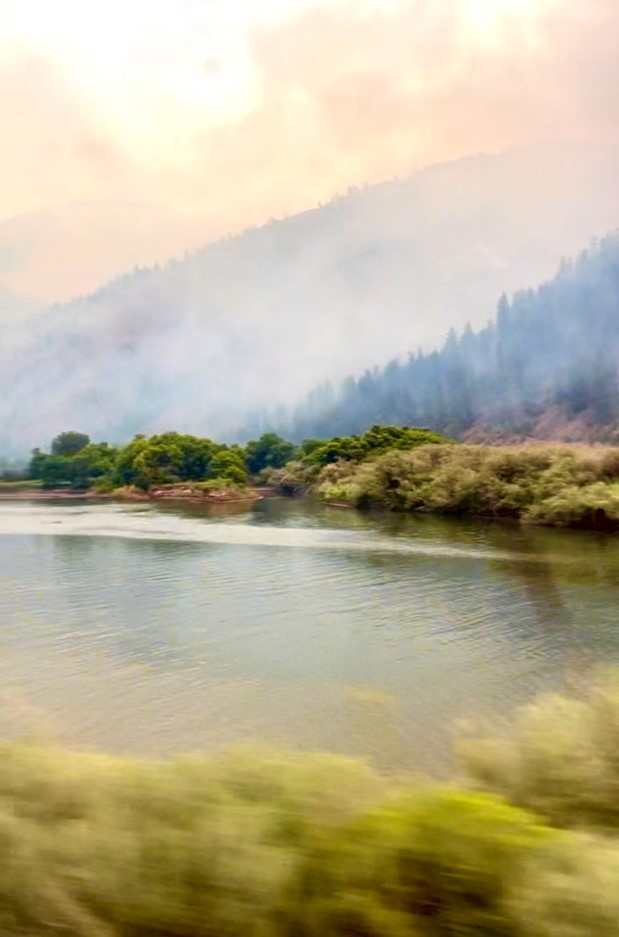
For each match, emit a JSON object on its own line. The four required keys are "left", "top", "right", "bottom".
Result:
{"left": 0, "top": 746, "right": 387, "bottom": 937}
{"left": 289, "top": 789, "right": 558, "bottom": 937}
{"left": 510, "top": 837, "right": 619, "bottom": 937}
{"left": 317, "top": 443, "right": 619, "bottom": 528}
{"left": 1, "top": 681, "right": 619, "bottom": 936}
{"left": 459, "top": 678, "right": 619, "bottom": 831}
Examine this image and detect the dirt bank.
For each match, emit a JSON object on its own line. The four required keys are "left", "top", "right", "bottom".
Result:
{"left": 0, "top": 485, "right": 268, "bottom": 504}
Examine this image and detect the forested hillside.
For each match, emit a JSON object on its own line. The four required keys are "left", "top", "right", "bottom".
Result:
{"left": 2, "top": 143, "right": 619, "bottom": 454}
{"left": 287, "top": 231, "right": 619, "bottom": 442}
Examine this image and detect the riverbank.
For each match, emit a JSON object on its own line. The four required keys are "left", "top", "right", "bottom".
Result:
{"left": 112, "top": 482, "right": 265, "bottom": 504}
{"left": 13, "top": 429, "right": 619, "bottom": 529}
{"left": 0, "top": 479, "right": 44, "bottom": 497}
{"left": 0, "top": 488, "right": 89, "bottom": 500}
{"left": 0, "top": 483, "right": 270, "bottom": 504}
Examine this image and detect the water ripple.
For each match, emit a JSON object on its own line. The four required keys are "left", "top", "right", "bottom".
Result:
{"left": 0, "top": 499, "right": 618, "bottom": 771}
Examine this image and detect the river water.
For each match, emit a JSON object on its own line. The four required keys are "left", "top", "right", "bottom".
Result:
{"left": 1, "top": 497, "right": 618, "bottom": 773}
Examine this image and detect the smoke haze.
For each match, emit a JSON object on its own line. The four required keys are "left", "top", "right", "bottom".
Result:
{"left": 2, "top": 142, "right": 619, "bottom": 452}
{"left": 1, "top": 0, "right": 619, "bottom": 302}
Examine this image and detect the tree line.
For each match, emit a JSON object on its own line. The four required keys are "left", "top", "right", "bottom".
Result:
{"left": 26, "top": 425, "right": 447, "bottom": 491}
{"left": 28, "top": 430, "right": 291, "bottom": 491}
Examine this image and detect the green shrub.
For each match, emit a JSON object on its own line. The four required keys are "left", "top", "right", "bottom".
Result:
{"left": 292, "top": 789, "right": 557, "bottom": 937}
{"left": 263, "top": 461, "right": 317, "bottom": 494}
{"left": 510, "top": 837, "right": 619, "bottom": 937}
{"left": 525, "top": 482, "right": 619, "bottom": 527}
{"left": 315, "top": 443, "right": 619, "bottom": 527}
{"left": 0, "top": 685, "right": 618, "bottom": 935}
{"left": 91, "top": 476, "right": 116, "bottom": 494}
{"left": 459, "top": 678, "right": 619, "bottom": 831}
{"left": 305, "top": 426, "right": 451, "bottom": 469}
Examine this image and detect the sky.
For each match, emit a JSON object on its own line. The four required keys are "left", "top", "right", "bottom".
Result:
{"left": 0, "top": 0, "right": 593, "bottom": 216}
{"left": 1, "top": 0, "right": 618, "bottom": 299}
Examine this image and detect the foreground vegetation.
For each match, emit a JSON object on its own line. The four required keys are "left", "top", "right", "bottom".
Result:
{"left": 315, "top": 442, "right": 619, "bottom": 529}
{"left": 0, "top": 678, "right": 618, "bottom": 936}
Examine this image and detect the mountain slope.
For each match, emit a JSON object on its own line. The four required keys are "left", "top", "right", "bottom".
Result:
{"left": 2, "top": 143, "right": 619, "bottom": 453}
{"left": 290, "top": 231, "right": 619, "bottom": 442}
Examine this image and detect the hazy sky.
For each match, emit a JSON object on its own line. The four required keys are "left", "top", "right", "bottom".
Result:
{"left": 3, "top": 0, "right": 614, "bottom": 223}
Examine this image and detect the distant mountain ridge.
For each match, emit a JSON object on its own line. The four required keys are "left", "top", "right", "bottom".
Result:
{"left": 2, "top": 142, "right": 619, "bottom": 454}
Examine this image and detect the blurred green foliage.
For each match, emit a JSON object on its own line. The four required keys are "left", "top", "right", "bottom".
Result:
{"left": 459, "top": 675, "right": 619, "bottom": 831}
{"left": 0, "top": 679, "right": 618, "bottom": 935}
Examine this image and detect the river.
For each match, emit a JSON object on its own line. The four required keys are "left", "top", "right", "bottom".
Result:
{"left": 1, "top": 497, "right": 618, "bottom": 773}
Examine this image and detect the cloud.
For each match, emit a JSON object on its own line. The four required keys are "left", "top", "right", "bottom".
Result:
{"left": 4, "top": 0, "right": 619, "bottom": 228}
{"left": 178, "top": 0, "right": 619, "bottom": 222}
{"left": 0, "top": 54, "right": 142, "bottom": 218}
{"left": 1, "top": 0, "right": 619, "bottom": 304}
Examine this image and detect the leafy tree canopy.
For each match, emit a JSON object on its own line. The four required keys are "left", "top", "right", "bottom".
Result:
{"left": 304, "top": 425, "right": 451, "bottom": 467}
{"left": 51, "top": 431, "right": 91, "bottom": 457}
{"left": 245, "top": 433, "right": 297, "bottom": 475}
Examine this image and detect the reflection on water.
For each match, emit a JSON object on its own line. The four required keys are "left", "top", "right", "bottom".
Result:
{"left": 0, "top": 498, "right": 618, "bottom": 773}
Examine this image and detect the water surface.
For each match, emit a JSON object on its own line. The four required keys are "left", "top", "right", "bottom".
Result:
{"left": 1, "top": 498, "right": 618, "bottom": 772}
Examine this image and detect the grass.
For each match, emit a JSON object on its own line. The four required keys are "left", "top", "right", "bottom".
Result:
{"left": 0, "top": 478, "right": 43, "bottom": 490}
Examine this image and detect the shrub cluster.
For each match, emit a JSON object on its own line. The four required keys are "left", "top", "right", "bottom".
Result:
{"left": 0, "top": 678, "right": 618, "bottom": 935}
{"left": 317, "top": 443, "right": 619, "bottom": 528}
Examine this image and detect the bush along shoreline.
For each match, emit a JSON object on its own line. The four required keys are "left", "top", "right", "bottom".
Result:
{"left": 7, "top": 426, "right": 619, "bottom": 528}
{"left": 310, "top": 442, "right": 619, "bottom": 530}
{"left": 0, "top": 677, "right": 617, "bottom": 936}
{"left": 9, "top": 426, "right": 452, "bottom": 505}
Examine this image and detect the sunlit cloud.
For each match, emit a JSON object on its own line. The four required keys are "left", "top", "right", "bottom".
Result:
{"left": 0, "top": 0, "right": 617, "bottom": 301}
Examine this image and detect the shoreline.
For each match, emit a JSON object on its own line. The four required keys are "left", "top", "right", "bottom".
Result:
{"left": 0, "top": 486, "right": 275, "bottom": 504}
{"left": 2, "top": 484, "right": 617, "bottom": 532}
